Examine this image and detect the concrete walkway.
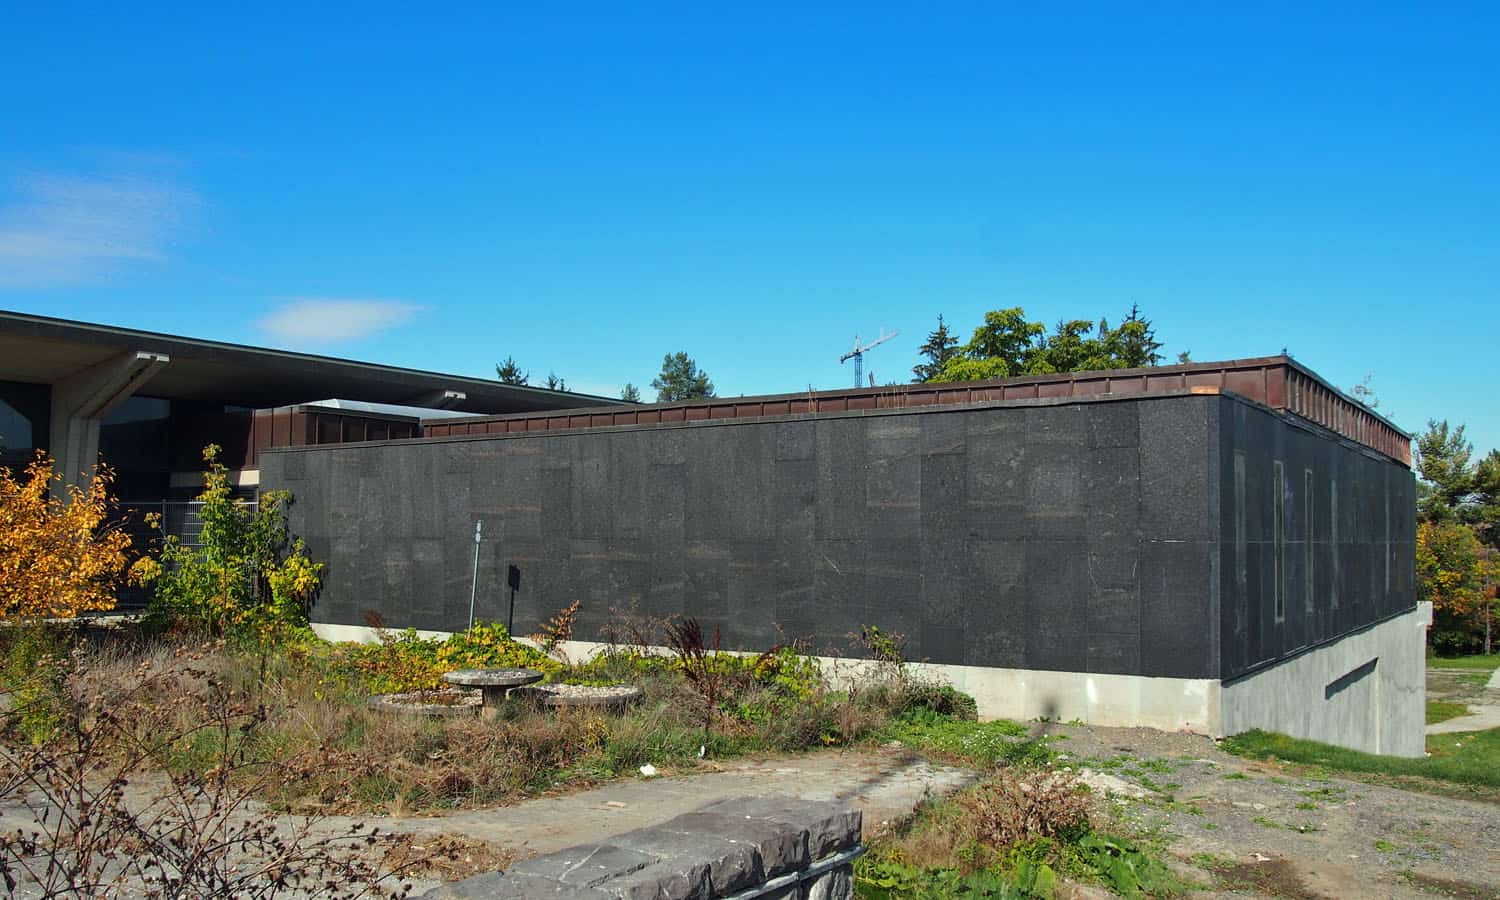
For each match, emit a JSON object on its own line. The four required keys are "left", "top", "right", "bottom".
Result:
{"left": 1425, "top": 665, "right": 1500, "bottom": 735}
{"left": 1428, "top": 705, "right": 1500, "bottom": 734}
{"left": 376, "top": 747, "right": 975, "bottom": 858}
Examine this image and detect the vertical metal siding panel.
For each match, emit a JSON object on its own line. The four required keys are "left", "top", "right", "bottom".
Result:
{"left": 1266, "top": 365, "right": 1288, "bottom": 408}
{"left": 251, "top": 411, "right": 273, "bottom": 466}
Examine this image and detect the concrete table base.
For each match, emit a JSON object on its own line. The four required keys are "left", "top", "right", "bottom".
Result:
{"left": 440, "top": 668, "right": 544, "bottom": 719}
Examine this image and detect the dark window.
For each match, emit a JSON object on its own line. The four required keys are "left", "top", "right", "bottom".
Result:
{"left": 1236, "top": 453, "right": 1248, "bottom": 588}
{"left": 1273, "top": 460, "right": 1285, "bottom": 622}
{"left": 1384, "top": 486, "right": 1391, "bottom": 600}
{"left": 0, "top": 399, "right": 32, "bottom": 450}
{"left": 1351, "top": 478, "right": 1361, "bottom": 609}
{"left": 102, "top": 396, "right": 170, "bottom": 425}
{"left": 1305, "top": 468, "right": 1315, "bottom": 615}
{"left": 1234, "top": 451, "right": 1247, "bottom": 627}
{"left": 1330, "top": 480, "right": 1339, "bottom": 609}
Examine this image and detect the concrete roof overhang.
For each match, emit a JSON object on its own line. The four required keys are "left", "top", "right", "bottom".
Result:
{"left": 0, "top": 310, "right": 622, "bottom": 415}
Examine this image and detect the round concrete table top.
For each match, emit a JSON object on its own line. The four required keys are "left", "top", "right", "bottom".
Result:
{"left": 510, "top": 683, "right": 643, "bottom": 710}
{"left": 441, "top": 668, "right": 545, "bottom": 688}
{"left": 367, "top": 688, "right": 481, "bottom": 717}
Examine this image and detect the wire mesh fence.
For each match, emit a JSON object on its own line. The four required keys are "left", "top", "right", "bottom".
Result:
{"left": 115, "top": 499, "right": 260, "bottom": 610}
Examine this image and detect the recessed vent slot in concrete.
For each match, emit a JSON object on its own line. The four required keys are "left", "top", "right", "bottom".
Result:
{"left": 1325, "top": 658, "right": 1377, "bottom": 700}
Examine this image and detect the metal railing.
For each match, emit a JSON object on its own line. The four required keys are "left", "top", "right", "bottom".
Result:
{"left": 115, "top": 499, "right": 259, "bottom": 611}
{"left": 120, "top": 498, "right": 258, "bottom": 550}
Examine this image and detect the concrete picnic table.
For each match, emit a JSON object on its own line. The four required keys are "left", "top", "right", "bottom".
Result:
{"left": 440, "top": 667, "right": 544, "bottom": 718}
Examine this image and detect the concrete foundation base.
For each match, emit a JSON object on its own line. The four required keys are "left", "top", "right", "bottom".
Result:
{"left": 312, "top": 604, "right": 1429, "bottom": 757}
{"left": 1220, "top": 602, "right": 1430, "bottom": 757}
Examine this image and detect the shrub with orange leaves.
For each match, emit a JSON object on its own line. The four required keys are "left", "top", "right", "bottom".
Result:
{"left": 0, "top": 453, "right": 137, "bottom": 621}
{"left": 1418, "top": 519, "right": 1492, "bottom": 655}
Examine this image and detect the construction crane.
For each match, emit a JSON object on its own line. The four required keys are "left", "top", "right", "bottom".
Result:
{"left": 839, "top": 329, "right": 899, "bottom": 389}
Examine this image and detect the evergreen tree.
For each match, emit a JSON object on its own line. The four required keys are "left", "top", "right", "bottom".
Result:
{"left": 1111, "top": 303, "right": 1163, "bottom": 367}
{"left": 1473, "top": 450, "right": 1500, "bottom": 547}
{"left": 652, "top": 352, "right": 715, "bottom": 401}
{"left": 1411, "top": 421, "right": 1500, "bottom": 653}
{"left": 620, "top": 383, "right": 642, "bottom": 402}
{"left": 495, "top": 356, "right": 529, "bottom": 385}
{"left": 544, "top": 372, "right": 567, "bottom": 392}
{"left": 912, "top": 314, "right": 959, "bottom": 382}
{"left": 1416, "top": 420, "right": 1476, "bottom": 524}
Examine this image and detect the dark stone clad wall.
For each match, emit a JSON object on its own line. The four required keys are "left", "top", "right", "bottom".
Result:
{"left": 1216, "top": 397, "right": 1417, "bottom": 681}
{"left": 260, "top": 396, "right": 1226, "bottom": 678}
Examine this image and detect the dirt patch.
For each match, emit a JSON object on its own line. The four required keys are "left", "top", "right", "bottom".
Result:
{"left": 1399, "top": 870, "right": 1500, "bottom": 900}
{"left": 1211, "top": 858, "right": 1325, "bottom": 899}
{"left": 380, "top": 832, "right": 514, "bottom": 883}
{"left": 1036, "top": 722, "right": 1500, "bottom": 899}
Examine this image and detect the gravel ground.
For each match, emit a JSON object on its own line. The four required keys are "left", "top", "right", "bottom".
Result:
{"left": 1045, "top": 722, "right": 1500, "bottom": 899}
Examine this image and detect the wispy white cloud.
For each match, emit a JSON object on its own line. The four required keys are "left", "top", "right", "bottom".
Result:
{"left": 0, "top": 171, "right": 195, "bottom": 287}
{"left": 259, "top": 298, "right": 422, "bottom": 343}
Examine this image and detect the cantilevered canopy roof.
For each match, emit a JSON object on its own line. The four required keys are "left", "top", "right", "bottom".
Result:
{"left": 0, "top": 310, "right": 621, "bottom": 414}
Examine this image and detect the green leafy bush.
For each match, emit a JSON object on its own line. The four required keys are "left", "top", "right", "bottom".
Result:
{"left": 903, "top": 682, "right": 979, "bottom": 720}
{"left": 855, "top": 857, "right": 1033, "bottom": 898}
{"left": 328, "top": 622, "right": 561, "bottom": 694}
{"left": 135, "top": 445, "right": 321, "bottom": 646}
{"left": 1069, "top": 832, "right": 1173, "bottom": 897}
{"left": 0, "top": 622, "right": 74, "bottom": 743}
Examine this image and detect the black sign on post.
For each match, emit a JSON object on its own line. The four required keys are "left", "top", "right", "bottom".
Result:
{"left": 506, "top": 564, "right": 521, "bottom": 635}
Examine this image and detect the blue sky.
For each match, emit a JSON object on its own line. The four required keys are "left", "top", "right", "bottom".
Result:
{"left": 1, "top": 3, "right": 1496, "bottom": 453}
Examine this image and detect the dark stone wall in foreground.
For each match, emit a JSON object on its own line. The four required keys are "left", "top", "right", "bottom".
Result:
{"left": 261, "top": 393, "right": 1413, "bottom": 680}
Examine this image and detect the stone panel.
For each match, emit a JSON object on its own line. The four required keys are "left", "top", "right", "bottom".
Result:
{"left": 265, "top": 393, "right": 1411, "bottom": 683}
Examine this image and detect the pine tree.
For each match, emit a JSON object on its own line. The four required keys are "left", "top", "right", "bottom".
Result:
{"left": 544, "top": 372, "right": 567, "bottom": 391}
{"left": 1417, "top": 420, "right": 1477, "bottom": 524}
{"left": 652, "top": 352, "right": 715, "bottom": 401}
{"left": 495, "top": 357, "right": 529, "bottom": 385}
{"left": 620, "top": 383, "right": 642, "bottom": 402}
{"left": 1112, "top": 303, "right": 1163, "bottom": 367}
{"left": 912, "top": 314, "right": 960, "bottom": 382}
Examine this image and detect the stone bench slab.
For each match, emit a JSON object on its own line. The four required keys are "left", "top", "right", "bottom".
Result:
{"left": 419, "top": 796, "right": 860, "bottom": 900}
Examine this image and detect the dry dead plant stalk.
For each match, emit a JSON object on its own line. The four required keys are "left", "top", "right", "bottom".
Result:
{"left": 529, "top": 600, "right": 580, "bottom": 663}
{"left": 0, "top": 644, "right": 424, "bottom": 898}
{"left": 959, "top": 769, "right": 1089, "bottom": 851}
{"left": 598, "top": 605, "right": 670, "bottom": 656}
{"left": 663, "top": 618, "right": 730, "bottom": 743}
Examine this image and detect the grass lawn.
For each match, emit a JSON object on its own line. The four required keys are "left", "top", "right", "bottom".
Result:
{"left": 1223, "top": 728, "right": 1500, "bottom": 799}
{"left": 1427, "top": 700, "right": 1472, "bottom": 725}
{"left": 1427, "top": 653, "right": 1500, "bottom": 672}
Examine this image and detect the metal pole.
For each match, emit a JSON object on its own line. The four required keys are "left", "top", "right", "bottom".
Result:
{"left": 468, "top": 520, "right": 483, "bottom": 631}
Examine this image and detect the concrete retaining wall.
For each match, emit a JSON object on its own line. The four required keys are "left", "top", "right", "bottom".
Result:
{"left": 316, "top": 619, "right": 1426, "bottom": 754}
{"left": 1220, "top": 603, "right": 1430, "bottom": 757}
{"left": 420, "top": 797, "right": 861, "bottom": 899}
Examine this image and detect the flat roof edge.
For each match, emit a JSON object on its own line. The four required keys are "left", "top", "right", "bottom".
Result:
{"left": 0, "top": 308, "right": 625, "bottom": 406}
{"left": 265, "top": 387, "right": 1409, "bottom": 468}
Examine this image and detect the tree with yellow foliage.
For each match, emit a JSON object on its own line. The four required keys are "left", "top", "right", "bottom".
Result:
{"left": 0, "top": 454, "right": 136, "bottom": 621}
{"left": 1418, "top": 520, "right": 1492, "bottom": 655}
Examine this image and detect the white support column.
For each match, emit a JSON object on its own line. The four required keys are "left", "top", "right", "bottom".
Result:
{"left": 48, "top": 350, "right": 170, "bottom": 488}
